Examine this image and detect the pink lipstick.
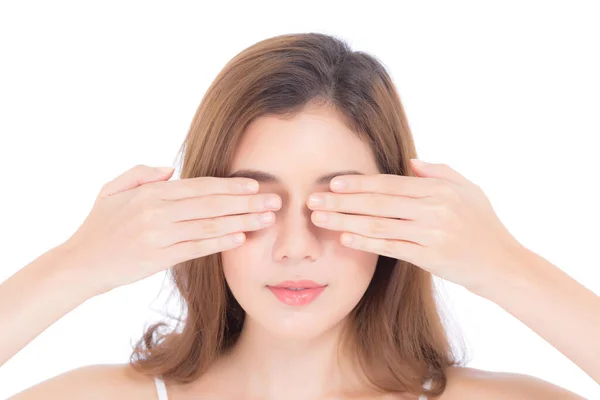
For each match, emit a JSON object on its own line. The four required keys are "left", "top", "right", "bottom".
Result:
{"left": 267, "top": 280, "right": 327, "bottom": 306}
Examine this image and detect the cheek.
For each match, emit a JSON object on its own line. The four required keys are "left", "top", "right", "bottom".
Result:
{"left": 328, "top": 246, "right": 378, "bottom": 301}
{"left": 319, "top": 252, "right": 378, "bottom": 329}
{"left": 221, "top": 245, "right": 266, "bottom": 300}
{"left": 333, "top": 242, "right": 379, "bottom": 277}
{"left": 343, "top": 252, "right": 379, "bottom": 289}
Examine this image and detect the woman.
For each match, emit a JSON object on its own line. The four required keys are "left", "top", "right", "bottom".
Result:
{"left": 1, "top": 32, "right": 596, "bottom": 399}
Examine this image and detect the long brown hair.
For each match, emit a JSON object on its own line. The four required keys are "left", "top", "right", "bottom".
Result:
{"left": 130, "top": 32, "right": 467, "bottom": 397}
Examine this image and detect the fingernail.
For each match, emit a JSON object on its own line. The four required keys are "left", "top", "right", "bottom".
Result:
{"left": 265, "top": 195, "right": 281, "bottom": 209}
{"left": 259, "top": 212, "right": 274, "bottom": 223}
{"left": 331, "top": 179, "right": 347, "bottom": 191}
{"left": 244, "top": 180, "right": 259, "bottom": 192}
{"left": 314, "top": 211, "right": 328, "bottom": 223}
{"left": 308, "top": 195, "right": 324, "bottom": 207}
{"left": 341, "top": 233, "right": 354, "bottom": 245}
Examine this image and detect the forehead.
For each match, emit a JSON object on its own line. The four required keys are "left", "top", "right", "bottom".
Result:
{"left": 229, "top": 105, "right": 380, "bottom": 185}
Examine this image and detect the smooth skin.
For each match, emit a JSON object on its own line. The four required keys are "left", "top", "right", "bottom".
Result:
{"left": 2, "top": 175, "right": 589, "bottom": 400}
{"left": 2, "top": 106, "right": 597, "bottom": 398}
{"left": 2, "top": 182, "right": 591, "bottom": 400}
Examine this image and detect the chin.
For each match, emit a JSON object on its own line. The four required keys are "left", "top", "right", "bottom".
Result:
{"left": 250, "top": 308, "right": 347, "bottom": 341}
{"left": 261, "top": 321, "right": 333, "bottom": 341}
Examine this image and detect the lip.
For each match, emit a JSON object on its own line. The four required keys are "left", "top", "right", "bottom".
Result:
{"left": 270, "top": 280, "right": 325, "bottom": 289}
{"left": 266, "top": 280, "right": 327, "bottom": 306}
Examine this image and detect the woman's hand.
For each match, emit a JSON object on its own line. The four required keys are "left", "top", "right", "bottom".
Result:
{"left": 61, "top": 164, "right": 281, "bottom": 295}
{"left": 0, "top": 164, "right": 282, "bottom": 369}
{"left": 307, "top": 158, "right": 600, "bottom": 385}
{"left": 306, "top": 158, "right": 526, "bottom": 293}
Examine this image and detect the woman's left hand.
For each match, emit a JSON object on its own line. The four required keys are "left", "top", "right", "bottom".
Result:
{"left": 307, "top": 158, "right": 528, "bottom": 293}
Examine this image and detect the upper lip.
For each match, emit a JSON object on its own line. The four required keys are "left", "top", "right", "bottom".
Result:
{"left": 269, "top": 280, "right": 326, "bottom": 288}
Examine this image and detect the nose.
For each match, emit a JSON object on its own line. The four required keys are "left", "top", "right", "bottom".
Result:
{"left": 272, "top": 197, "right": 323, "bottom": 263}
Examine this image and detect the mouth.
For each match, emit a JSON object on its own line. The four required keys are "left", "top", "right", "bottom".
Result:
{"left": 266, "top": 285, "right": 327, "bottom": 306}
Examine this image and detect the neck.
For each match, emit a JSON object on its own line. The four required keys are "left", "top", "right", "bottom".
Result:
{"left": 213, "top": 316, "right": 373, "bottom": 400}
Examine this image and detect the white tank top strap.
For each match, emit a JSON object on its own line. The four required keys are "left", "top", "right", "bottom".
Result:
{"left": 154, "top": 376, "right": 168, "bottom": 400}
{"left": 418, "top": 376, "right": 433, "bottom": 400}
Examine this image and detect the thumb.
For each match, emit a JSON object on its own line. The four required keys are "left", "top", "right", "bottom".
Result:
{"left": 99, "top": 164, "right": 175, "bottom": 198}
{"left": 410, "top": 158, "right": 470, "bottom": 186}
{"left": 409, "top": 158, "right": 433, "bottom": 178}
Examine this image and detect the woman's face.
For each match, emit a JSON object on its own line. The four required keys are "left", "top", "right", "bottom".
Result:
{"left": 221, "top": 104, "right": 380, "bottom": 340}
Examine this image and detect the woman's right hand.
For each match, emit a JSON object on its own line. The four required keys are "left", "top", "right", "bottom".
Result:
{"left": 59, "top": 164, "right": 281, "bottom": 295}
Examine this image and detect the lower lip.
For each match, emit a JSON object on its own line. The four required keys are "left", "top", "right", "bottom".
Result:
{"left": 267, "top": 286, "right": 326, "bottom": 306}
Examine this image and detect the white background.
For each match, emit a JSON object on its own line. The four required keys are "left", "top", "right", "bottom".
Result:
{"left": 1, "top": 1, "right": 599, "bottom": 398}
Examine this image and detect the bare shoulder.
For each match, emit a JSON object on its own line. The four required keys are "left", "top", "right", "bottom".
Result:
{"left": 9, "top": 363, "right": 157, "bottom": 400}
{"left": 432, "top": 366, "right": 586, "bottom": 399}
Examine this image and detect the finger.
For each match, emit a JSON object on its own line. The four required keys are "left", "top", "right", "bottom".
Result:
{"left": 159, "top": 176, "right": 260, "bottom": 200}
{"left": 164, "top": 232, "right": 248, "bottom": 264}
{"left": 161, "top": 211, "right": 275, "bottom": 246}
{"left": 307, "top": 192, "right": 423, "bottom": 220}
{"left": 410, "top": 160, "right": 473, "bottom": 187}
{"left": 312, "top": 211, "right": 425, "bottom": 242}
{"left": 329, "top": 173, "right": 440, "bottom": 197}
{"left": 100, "top": 164, "right": 174, "bottom": 198}
{"left": 162, "top": 193, "right": 282, "bottom": 222}
{"left": 339, "top": 232, "right": 424, "bottom": 265}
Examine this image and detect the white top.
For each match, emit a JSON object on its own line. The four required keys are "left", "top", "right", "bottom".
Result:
{"left": 154, "top": 376, "right": 432, "bottom": 399}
